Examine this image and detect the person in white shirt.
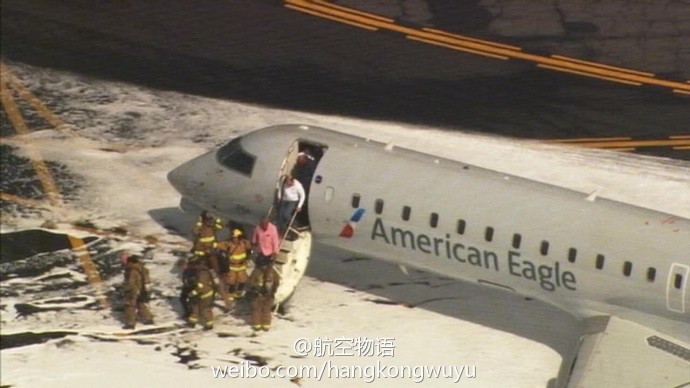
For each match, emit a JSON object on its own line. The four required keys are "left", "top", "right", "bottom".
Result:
{"left": 291, "top": 149, "right": 317, "bottom": 228}
{"left": 276, "top": 175, "right": 305, "bottom": 234}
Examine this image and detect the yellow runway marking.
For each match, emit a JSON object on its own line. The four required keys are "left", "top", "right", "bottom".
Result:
{"left": 312, "top": 0, "right": 393, "bottom": 22}
{"left": 286, "top": 2, "right": 380, "bottom": 30}
{"left": 285, "top": 4, "right": 377, "bottom": 31}
{"left": 1, "top": 62, "right": 109, "bottom": 309}
{"left": 1, "top": 63, "right": 75, "bottom": 135}
{"left": 550, "top": 55, "right": 654, "bottom": 77}
{"left": 545, "top": 137, "right": 631, "bottom": 143}
{"left": 423, "top": 27, "right": 522, "bottom": 51}
{"left": 611, "top": 148, "right": 636, "bottom": 152}
{"left": 548, "top": 138, "right": 690, "bottom": 149}
{"left": 0, "top": 192, "right": 49, "bottom": 208}
{"left": 68, "top": 235, "right": 110, "bottom": 309}
{"left": 1, "top": 76, "right": 64, "bottom": 207}
{"left": 408, "top": 36, "right": 510, "bottom": 60}
{"left": 285, "top": 0, "right": 690, "bottom": 94}
{"left": 537, "top": 64, "right": 642, "bottom": 86}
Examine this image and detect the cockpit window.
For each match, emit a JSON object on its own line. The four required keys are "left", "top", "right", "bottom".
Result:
{"left": 216, "top": 137, "right": 256, "bottom": 176}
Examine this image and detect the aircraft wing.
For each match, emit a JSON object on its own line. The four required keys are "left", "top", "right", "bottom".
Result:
{"left": 561, "top": 315, "right": 690, "bottom": 387}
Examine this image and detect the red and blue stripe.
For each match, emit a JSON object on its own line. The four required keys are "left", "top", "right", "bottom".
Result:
{"left": 339, "top": 208, "right": 366, "bottom": 238}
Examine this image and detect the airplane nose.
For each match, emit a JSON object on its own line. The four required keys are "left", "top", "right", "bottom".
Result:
{"left": 167, "top": 163, "right": 186, "bottom": 194}
{"left": 167, "top": 158, "right": 203, "bottom": 197}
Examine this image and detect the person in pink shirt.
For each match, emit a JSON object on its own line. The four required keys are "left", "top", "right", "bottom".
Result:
{"left": 248, "top": 217, "right": 281, "bottom": 331}
{"left": 251, "top": 217, "right": 280, "bottom": 267}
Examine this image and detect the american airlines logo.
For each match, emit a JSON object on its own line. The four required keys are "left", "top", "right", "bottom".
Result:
{"left": 339, "top": 208, "right": 366, "bottom": 238}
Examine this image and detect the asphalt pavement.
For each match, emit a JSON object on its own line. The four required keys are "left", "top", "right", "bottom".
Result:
{"left": 2, "top": 0, "right": 689, "bottom": 159}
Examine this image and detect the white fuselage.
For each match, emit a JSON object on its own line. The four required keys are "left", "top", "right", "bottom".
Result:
{"left": 168, "top": 125, "right": 690, "bottom": 342}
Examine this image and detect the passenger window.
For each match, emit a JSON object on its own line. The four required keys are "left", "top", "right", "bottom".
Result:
{"left": 623, "top": 261, "right": 632, "bottom": 277}
{"left": 351, "top": 194, "right": 360, "bottom": 208}
{"left": 595, "top": 254, "right": 605, "bottom": 270}
{"left": 456, "top": 219, "right": 466, "bottom": 235}
{"left": 568, "top": 248, "right": 577, "bottom": 263}
{"left": 512, "top": 233, "right": 521, "bottom": 249}
{"left": 540, "top": 241, "right": 549, "bottom": 256}
{"left": 647, "top": 267, "right": 656, "bottom": 282}
{"left": 402, "top": 206, "right": 411, "bottom": 221}
{"left": 430, "top": 213, "right": 439, "bottom": 228}
{"left": 324, "top": 187, "right": 334, "bottom": 203}
{"left": 485, "top": 227, "right": 494, "bottom": 242}
{"left": 674, "top": 274, "right": 683, "bottom": 289}
{"left": 375, "top": 199, "right": 384, "bottom": 214}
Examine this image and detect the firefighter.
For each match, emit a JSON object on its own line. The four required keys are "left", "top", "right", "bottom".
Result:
{"left": 248, "top": 258, "right": 280, "bottom": 331}
{"left": 186, "top": 257, "right": 216, "bottom": 330}
{"left": 191, "top": 210, "right": 223, "bottom": 264}
{"left": 121, "top": 253, "right": 154, "bottom": 329}
{"left": 224, "top": 228, "right": 251, "bottom": 300}
{"left": 209, "top": 244, "right": 234, "bottom": 312}
{"left": 179, "top": 256, "right": 200, "bottom": 319}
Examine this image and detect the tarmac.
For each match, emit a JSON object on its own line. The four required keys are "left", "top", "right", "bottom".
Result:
{"left": 2, "top": 0, "right": 689, "bottom": 159}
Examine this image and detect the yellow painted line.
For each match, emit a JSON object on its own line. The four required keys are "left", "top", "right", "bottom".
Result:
{"left": 285, "top": 0, "right": 690, "bottom": 92}
{"left": 1, "top": 62, "right": 74, "bottom": 135}
{"left": 422, "top": 27, "right": 522, "bottom": 51}
{"left": 68, "top": 235, "right": 110, "bottom": 309}
{"left": 550, "top": 55, "right": 654, "bottom": 77}
{"left": 670, "top": 135, "right": 690, "bottom": 139}
{"left": 0, "top": 192, "right": 49, "bottom": 208}
{"left": 408, "top": 36, "right": 509, "bottom": 60}
{"left": 673, "top": 146, "right": 690, "bottom": 150}
{"left": 558, "top": 144, "right": 639, "bottom": 151}
{"left": 591, "top": 147, "right": 636, "bottom": 152}
{"left": 287, "top": 0, "right": 434, "bottom": 35}
{"left": 2, "top": 63, "right": 109, "bottom": 310}
{"left": 550, "top": 139, "right": 690, "bottom": 149}
{"left": 1, "top": 77, "right": 64, "bottom": 207}
{"left": 537, "top": 64, "right": 642, "bottom": 86}
{"left": 544, "top": 137, "right": 631, "bottom": 143}
{"left": 286, "top": 4, "right": 377, "bottom": 31}
{"left": 312, "top": 0, "right": 393, "bottom": 22}
{"left": 674, "top": 89, "right": 690, "bottom": 95}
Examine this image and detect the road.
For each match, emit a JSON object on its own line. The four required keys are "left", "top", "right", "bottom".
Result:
{"left": 1, "top": 0, "right": 689, "bottom": 159}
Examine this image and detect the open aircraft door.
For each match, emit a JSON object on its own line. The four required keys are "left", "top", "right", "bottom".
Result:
{"left": 271, "top": 138, "right": 327, "bottom": 307}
